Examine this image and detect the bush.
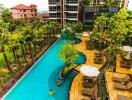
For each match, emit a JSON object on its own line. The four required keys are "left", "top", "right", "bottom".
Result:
{"left": 61, "top": 64, "right": 77, "bottom": 78}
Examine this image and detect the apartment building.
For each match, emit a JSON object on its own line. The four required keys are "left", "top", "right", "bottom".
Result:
{"left": 48, "top": 0, "right": 79, "bottom": 28}
{"left": 82, "top": 0, "right": 129, "bottom": 26}
{"left": 120, "top": 0, "right": 129, "bottom": 9}
{"left": 10, "top": 4, "right": 37, "bottom": 19}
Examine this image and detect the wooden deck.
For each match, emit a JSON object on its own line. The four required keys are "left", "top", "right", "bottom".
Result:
{"left": 105, "top": 71, "right": 132, "bottom": 100}
{"left": 75, "top": 37, "right": 106, "bottom": 71}
{"left": 70, "top": 37, "right": 106, "bottom": 100}
{"left": 70, "top": 73, "right": 90, "bottom": 100}
{"left": 116, "top": 54, "right": 132, "bottom": 74}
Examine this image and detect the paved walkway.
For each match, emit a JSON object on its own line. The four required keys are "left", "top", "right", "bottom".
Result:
{"left": 70, "top": 36, "right": 106, "bottom": 100}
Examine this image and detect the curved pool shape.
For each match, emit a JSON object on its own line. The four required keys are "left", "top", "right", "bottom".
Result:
{"left": 3, "top": 39, "right": 86, "bottom": 100}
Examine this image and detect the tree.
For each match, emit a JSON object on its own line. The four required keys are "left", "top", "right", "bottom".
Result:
{"left": 0, "top": 30, "right": 12, "bottom": 72}
{"left": 59, "top": 42, "right": 78, "bottom": 77}
{"left": 62, "top": 26, "right": 76, "bottom": 41}
{"left": 93, "top": 15, "right": 109, "bottom": 42}
{"left": 82, "top": 0, "right": 92, "bottom": 7}
{"left": 92, "top": 8, "right": 129, "bottom": 66}
{"left": 65, "top": 22, "right": 83, "bottom": 33}
{"left": 92, "top": 15, "right": 109, "bottom": 50}
{"left": 1, "top": 8, "right": 12, "bottom": 23}
{"left": 108, "top": 9, "right": 128, "bottom": 46}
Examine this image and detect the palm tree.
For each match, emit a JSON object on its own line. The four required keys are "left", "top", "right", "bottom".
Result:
{"left": 22, "top": 25, "right": 34, "bottom": 63}
{"left": 0, "top": 30, "right": 12, "bottom": 72}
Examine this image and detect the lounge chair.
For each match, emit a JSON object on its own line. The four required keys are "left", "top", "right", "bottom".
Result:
{"left": 112, "top": 75, "right": 130, "bottom": 83}
{"left": 95, "top": 52, "right": 102, "bottom": 56}
{"left": 117, "top": 94, "right": 132, "bottom": 100}
{"left": 114, "top": 83, "right": 128, "bottom": 90}
{"left": 83, "top": 76, "right": 95, "bottom": 83}
{"left": 82, "top": 81, "right": 95, "bottom": 88}
{"left": 82, "top": 89, "right": 96, "bottom": 100}
{"left": 82, "top": 89, "right": 94, "bottom": 95}
{"left": 94, "top": 59, "right": 103, "bottom": 64}
{"left": 85, "top": 40, "right": 93, "bottom": 50}
{"left": 121, "top": 63, "right": 130, "bottom": 68}
{"left": 83, "top": 76, "right": 93, "bottom": 81}
{"left": 120, "top": 60, "right": 131, "bottom": 68}
{"left": 127, "top": 82, "right": 132, "bottom": 91}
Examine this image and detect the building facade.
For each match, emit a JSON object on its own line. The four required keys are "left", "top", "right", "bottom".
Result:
{"left": 120, "top": 0, "right": 129, "bottom": 9}
{"left": 10, "top": 4, "right": 37, "bottom": 19}
{"left": 48, "top": 0, "right": 79, "bottom": 28}
{"left": 82, "top": 0, "right": 129, "bottom": 26}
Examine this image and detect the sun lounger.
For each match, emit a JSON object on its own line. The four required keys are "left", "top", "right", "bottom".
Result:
{"left": 94, "top": 59, "right": 103, "bottom": 64}
{"left": 112, "top": 75, "right": 130, "bottom": 83}
{"left": 114, "top": 83, "right": 128, "bottom": 90}
{"left": 117, "top": 94, "right": 132, "bottom": 100}
{"left": 82, "top": 81, "right": 95, "bottom": 88}
{"left": 120, "top": 60, "right": 131, "bottom": 68}
{"left": 127, "top": 82, "right": 132, "bottom": 91}
{"left": 83, "top": 76, "right": 93, "bottom": 82}
{"left": 82, "top": 89, "right": 95, "bottom": 100}
{"left": 95, "top": 52, "right": 102, "bottom": 56}
{"left": 85, "top": 40, "right": 93, "bottom": 50}
{"left": 82, "top": 89, "right": 92, "bottom": 97}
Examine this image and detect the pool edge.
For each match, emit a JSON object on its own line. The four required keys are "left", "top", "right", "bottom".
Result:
{"left": 2, "top": 38, "right": 60, "bottom": 100}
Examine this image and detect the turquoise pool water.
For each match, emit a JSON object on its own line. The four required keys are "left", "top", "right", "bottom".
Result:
{"left": 3, "top": 39, "right": 86, "bottom": 100}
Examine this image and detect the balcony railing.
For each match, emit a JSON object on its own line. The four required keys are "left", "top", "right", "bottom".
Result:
{"left": 49, "top": 9, "right": 61, "bottom": 11}
{"left": 49, "top": 2, "right": 61, "bottom": 5}
{"left": 64, "top": 0, "right": 78, "bottom": 4}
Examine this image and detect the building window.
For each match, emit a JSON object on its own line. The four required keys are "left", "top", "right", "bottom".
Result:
{"left": 34, "top": 10, "right": 36, "bottom": 12}
{"left": 20, "top": 10, "right": 22, "bottom": 12}
{"left": 24, "top": 14, "right": 27, "bottom": 17}
{"left": 31, "top": 10, "right": 33, "bottom": 12}
{"left": 23, "top": 10, "right": 26, "bottom": 12}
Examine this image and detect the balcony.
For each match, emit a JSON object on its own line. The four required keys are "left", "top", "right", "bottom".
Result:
{"left": 49, "top": 0, "right": 61, "bottom": 6}
{"left": 64, "top": 13, "right": 77, "bottom": 19}
{"left": 49, "top": 6, "right": 61, "bottom": 12}
{"left": 49, "top": 13, "right": 61, "bottom": 19}
{"left": 64, "top": 6, "right": 78, "bottom": 12}
{"left": 64, "top": 0, "right": 78, "bottom": 4}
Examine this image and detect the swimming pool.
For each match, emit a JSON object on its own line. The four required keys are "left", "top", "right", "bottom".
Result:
{"left": 3, "top": 38, "right": 86, "bottom": 100}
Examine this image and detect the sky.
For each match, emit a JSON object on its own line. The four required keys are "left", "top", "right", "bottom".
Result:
{"left": 0, "top": 0, "right": 49, "bottom": 11}
{"left": 0, "top": 0, "right": 132, "bottom": 11}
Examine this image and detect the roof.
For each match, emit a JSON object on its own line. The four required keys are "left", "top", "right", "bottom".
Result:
{"left": 11, "top": 4, "right": 37, "bottom": 10}
{"left": 39, "top": 14, "right": 49, "bottom": 17}
{"left": 38, "top": 11, "right": 49, "bottom": 14}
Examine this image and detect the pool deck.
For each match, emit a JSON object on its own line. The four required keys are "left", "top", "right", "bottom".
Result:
{"left": 105, "top": 71, "right": 132, "bottom": 100}
{"left": 75, "top": 37, "right": 106, "bottom": 71}
{"left": 116, "top": 54, "right": 132, "bottom": 74}
{"left": 70, "top": 36, "right": 106, "bottom": 100}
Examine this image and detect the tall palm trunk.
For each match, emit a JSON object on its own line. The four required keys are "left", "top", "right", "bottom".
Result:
{"left": 2, "top": 47, "right": 12, "bottom": 72}
{"left": 21, "top": 44, "right": 27, "bottom": 63}
{"left": 24, "top": 44, "right": 28, "bottom": 55}
{"left": 15, "top": 49, "right": 21, "bottom": 66}
{"left": 12, "top": 48, "right": 17, "bottom": 63}
{"left": 28, "top": 42, "right": 33, "bottom": 64}
{"left": 33, "top": 41, "right": 37, "bottom": 55}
